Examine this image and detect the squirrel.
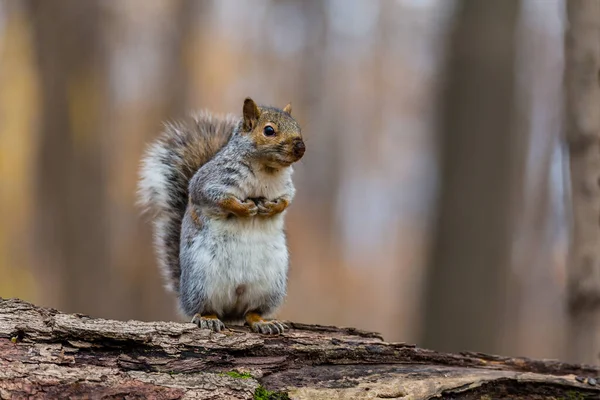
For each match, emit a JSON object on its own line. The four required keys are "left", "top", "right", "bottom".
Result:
{"left": 137, "top": 97, "right": 305, "bottom": 335}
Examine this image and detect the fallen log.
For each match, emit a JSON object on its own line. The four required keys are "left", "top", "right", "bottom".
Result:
{"left": 0, "top": 298, "right": 599, "bottom": 399}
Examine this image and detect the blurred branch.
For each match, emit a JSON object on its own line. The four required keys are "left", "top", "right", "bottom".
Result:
{"left": 564, "top": 0, "right": 600, "bottom": 365}
{"left": 1, "top": 298, "right": 600, "bottom": 399}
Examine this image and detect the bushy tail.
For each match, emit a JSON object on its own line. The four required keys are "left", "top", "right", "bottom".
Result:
{"left": 137, "top": 111, "right": 239, "bottom": 293}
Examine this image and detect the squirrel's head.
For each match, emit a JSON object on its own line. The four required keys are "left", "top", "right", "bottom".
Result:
{"left": 240, "top": 97, "right": 305, "bottom": 168}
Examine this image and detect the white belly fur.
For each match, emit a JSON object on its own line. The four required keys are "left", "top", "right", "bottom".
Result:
{"left": 189, "top": 214, "right": 288, "bottom": 321}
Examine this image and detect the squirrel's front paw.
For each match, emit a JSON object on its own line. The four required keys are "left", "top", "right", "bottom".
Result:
{"left": 245, "top": 312, "right": 287, "bottom": 335}
{"left": 256, "top": 198, "right": 289, "bottom": 217}
{"left": 218, "top": 196, "right": 257, "bottom": 217}
{"left": 240, "top": 198, "right": 258, "bottom": 217}
{"left": 191, "top": 314, "right": 225, "bottom": 332}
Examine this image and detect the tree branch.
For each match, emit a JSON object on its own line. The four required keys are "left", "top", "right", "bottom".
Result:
{"left": 1, "top": 298, "right": 599, "bottom": 399}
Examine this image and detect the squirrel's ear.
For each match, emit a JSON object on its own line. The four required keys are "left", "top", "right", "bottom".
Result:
{"left": 283, "top": 102, "right": 292, "bottom": 115}
{"left": 243, "top": 97, "right": 260, "bottom": 130}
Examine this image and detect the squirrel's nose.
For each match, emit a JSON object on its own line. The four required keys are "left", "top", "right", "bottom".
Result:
{"left": 293, "top": 139, "right": 305, "bottom": 158}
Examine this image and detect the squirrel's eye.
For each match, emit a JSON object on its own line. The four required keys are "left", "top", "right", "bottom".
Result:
{"left": 263, "top": 126, "right": 276, "bottom": 137}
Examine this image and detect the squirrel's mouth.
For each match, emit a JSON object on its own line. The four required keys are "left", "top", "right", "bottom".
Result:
{"left": 264, "top": 157, "right": 296, "bottom": 169}
{"left": 272, "top": 159, "right": 294, "bottom": 168}
{"left": 284, "top": 150, "right": 305, "bottom": 165}
{"left": 267, "top": 153, "right": 303, "bottom": 168}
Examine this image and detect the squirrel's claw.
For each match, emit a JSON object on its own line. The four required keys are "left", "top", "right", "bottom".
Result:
{"left": 240, "top": 199, "right": 258, "bottom": 217}
{"left": 191, "top": 314, "right": 225, "bottom": 332}
{"left": 246, "top": 311, "right": 283, "bottom": 334}
{"left": 256, "top": 198, "right": 288, "bottom": 217}
{"left": 256, "top": 200, "right": 275, "bottom": 216}
{"left": 246, "top": 317, "right": 287, "bottom": 335}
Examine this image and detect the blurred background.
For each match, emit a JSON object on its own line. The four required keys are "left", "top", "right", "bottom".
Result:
{"left": 1, "top": 0, "right": 596, "bottom": 364}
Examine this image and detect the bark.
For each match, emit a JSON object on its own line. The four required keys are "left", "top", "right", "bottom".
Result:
{"left": 422, "top": 0, "right": 520, "bottom": 354}
{"left": 564, "top": 0, "right": 600, "bottom": 365}
{"left": 1, "top": 298, "right": 600, "bottom": 399}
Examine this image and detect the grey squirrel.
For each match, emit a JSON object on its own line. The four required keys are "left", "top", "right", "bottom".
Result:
{"left": 137, "top": 98, "right": 304, "bottom": 335}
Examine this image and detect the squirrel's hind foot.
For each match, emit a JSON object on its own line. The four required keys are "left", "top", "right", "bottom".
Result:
{"left": 191, "top": 314, "right": 225, "bottom": 332}
{"left": 245, "top": 312, "right": 287, "bottom": 335}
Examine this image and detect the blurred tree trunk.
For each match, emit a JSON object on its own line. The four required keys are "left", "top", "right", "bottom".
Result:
{"left": 421, "top": 0, "right": 521, "bottom": 354}
{"left": 26, "top": 0, "right": 110, "bottom": 315}
{"left": 105, "top": 0, "right": 196, "bottom": 322}
{"left": 25, "top": 0, "right": 195, "bottom": 321}
{"left": 564, "top": 0, "right": 600, "bottom": 365}
{"left": 293, "top": 0, "right": 339, "bottom": 233}
{"left": 509, "top": 6, "right": 566, "bottom": 359}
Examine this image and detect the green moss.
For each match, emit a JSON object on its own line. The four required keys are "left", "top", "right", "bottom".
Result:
{"left": 564, "top": 391, "right": 586, "bottom": 400}
{"left": 221, "top": 371, "right": 253, "bottom": 379}
{"left": 254, "top": 385, "right": 290, "bottom": 400}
